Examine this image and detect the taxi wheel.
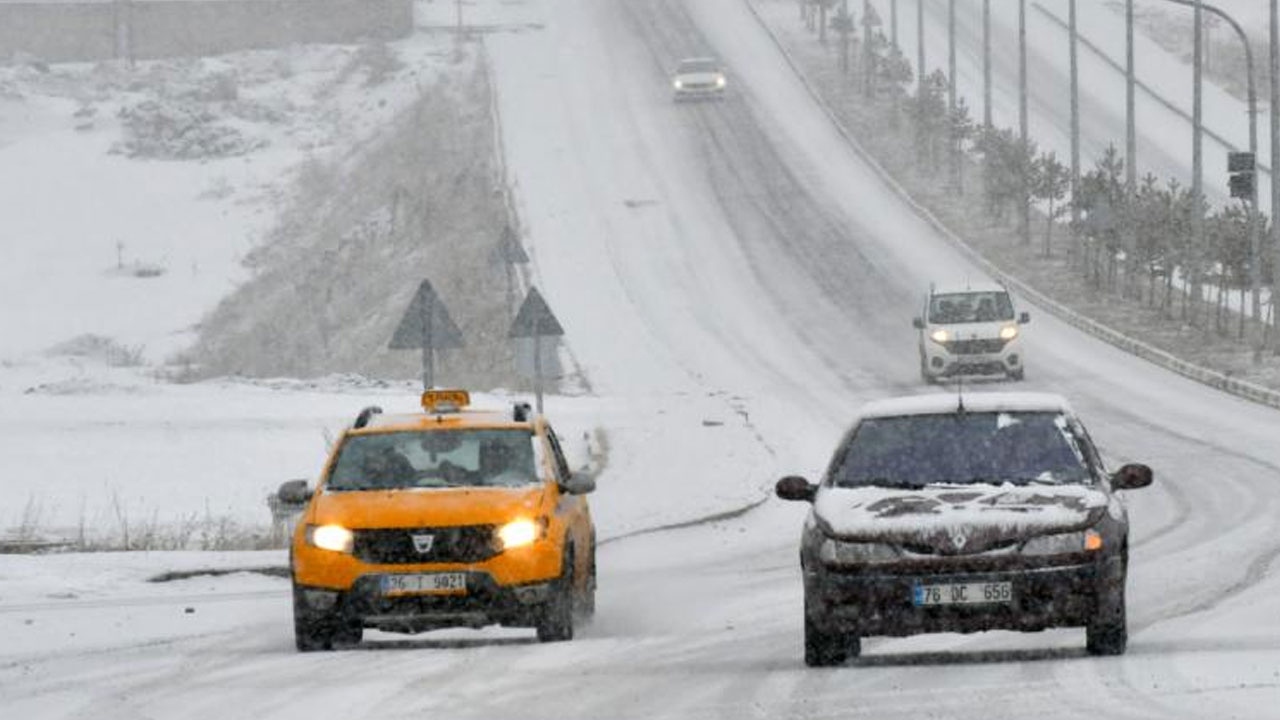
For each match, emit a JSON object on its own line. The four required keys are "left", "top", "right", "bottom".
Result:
{"left": 577, "top": 549, "right": 597, "bottom": 620}
{"left": 536, "top": 550, "right": 575, "bottom": 642}
{"left": 293, "top": 584, "right": 360, "bottom": 652}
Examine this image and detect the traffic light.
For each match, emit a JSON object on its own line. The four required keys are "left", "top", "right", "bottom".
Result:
{"left": 1228, "top": 151, "right": 1255, "bottom": 200}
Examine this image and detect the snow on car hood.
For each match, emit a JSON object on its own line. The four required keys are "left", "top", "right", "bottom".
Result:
{"left": 813, "top": 483, "right": 1107, "bottom": 549}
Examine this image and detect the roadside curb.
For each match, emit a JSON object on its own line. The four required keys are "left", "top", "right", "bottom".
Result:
{"left": 741, "top": 0, "right": 1280, "bottom": 412}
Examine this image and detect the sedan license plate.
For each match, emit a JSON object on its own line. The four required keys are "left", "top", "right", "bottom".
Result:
{"left": 381, "top": 573, "right": 467, "bottom": 596}
{"left": 913, "top": 581, "right": 1012, "bottom": 606}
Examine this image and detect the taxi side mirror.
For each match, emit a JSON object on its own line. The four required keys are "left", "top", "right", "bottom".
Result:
{"left": 1111, "top": 463, "right": 1153, "bottom": 490}
{"left": 277, "top": 479, "right": 313, "bottom": 505}
{"left": 561, "top": 472, "right": 596, "bottom": 495}
{"left": 912, "top": 317, "right": 925, "bottom": 329}
{"left": 1019, "top": 311, "right": 1031, "bottom": 324}
{"left": 775, "top": 476, "right": 816, "bottom": 503}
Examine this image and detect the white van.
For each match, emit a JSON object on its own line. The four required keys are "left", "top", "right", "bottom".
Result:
{"left": 913, "top": 282, "right": 1030, "bottom": 382}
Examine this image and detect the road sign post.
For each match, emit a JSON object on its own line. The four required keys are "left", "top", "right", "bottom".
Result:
{"left": 509, "top": 287, "right": 564, "bottom": 415}
{"left": 389, "top": 279, "right": 464, "bottom": 390}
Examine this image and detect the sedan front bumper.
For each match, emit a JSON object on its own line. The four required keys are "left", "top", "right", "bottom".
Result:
{"left": 807, "top": 561, "right": 1105, "bottom": 636}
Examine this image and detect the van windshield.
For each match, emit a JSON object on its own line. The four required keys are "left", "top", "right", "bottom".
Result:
{"left": 929, "top": 291, "right": 1015, "bottom": 324}
{"left": 327, "top": 429, "right": 538, "bottom": 491}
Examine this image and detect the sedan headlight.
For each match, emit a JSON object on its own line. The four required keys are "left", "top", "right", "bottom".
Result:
{"left": 1020, "top": 529, "right": 1102, "bottom": 555}
{"left": 929, "top": 329, "right": 951, "bottom": 344}
{"left": 497, "top": 519, "right": 545, "bottom": 550}
{"left": 999, "top": 324, "right": 1019, "bottom": 341}
{"left": 673, "top": 79, "right": 684, "bottom": 89}
{"left": 306, "top": 524, "right": 354, "bottom": 554}
{"left": 819, "top": 538, "right": 900, "bottom": 566}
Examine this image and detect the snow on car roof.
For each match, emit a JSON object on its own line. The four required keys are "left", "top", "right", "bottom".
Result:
{"left": 356, "top": 409, "right": 532, "bottom": 432}
{"left": 856, "top": 392, "right": 1073, "bottom": 420}
{"left": 931, "top": 280, "right": 1009, "bottom": 295}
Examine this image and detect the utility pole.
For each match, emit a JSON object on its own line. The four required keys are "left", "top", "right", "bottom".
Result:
{"left": 948, "top": 0, "right": 958, "bottom": 190}
{"left": 1019, "top": 0, "right": 1030, "bottom": 245}
{"left": 1272, "top": 0, "right": 1279, "bottom": 348}
{"left": 1192, "top": 0, "right": 1204, "bottom": 286}
{"left": 1125, "top": 0, "right": 1137, "bottom": 192}
{"left": 891, "top": 0, "right": 899, "bottom": 52}
{"left": 982, "top": 0, "right": 992, "bottom": 129}
{"left": 1070, "top": 0, "right": 1081, "bottom": 259}
{"left": 916, "top": 0, "right": 925, "bottom": 98}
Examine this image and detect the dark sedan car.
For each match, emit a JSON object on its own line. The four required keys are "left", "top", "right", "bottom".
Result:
{"left": 776, "top": 392, "right": 1152, "bottom": 666}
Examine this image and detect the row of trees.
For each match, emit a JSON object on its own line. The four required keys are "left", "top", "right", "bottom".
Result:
{"left": 798, "top": 1, "right": 1274, "bottom": 339}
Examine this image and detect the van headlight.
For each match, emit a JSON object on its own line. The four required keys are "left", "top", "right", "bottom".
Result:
{"left": 673, "top": 79, "right": 684, "bottom": 90}
{"left": 819, "top": 538, "right": 899, "bottom": 565}
{"left": 929, "top": 329, "right": 951, "bottom": 344}
{"left": 1021, "top": 529, "right": 1102, "bottom": 555}
{"left": 714, "top": 75, "right": 726, "bottom": 88}
{"left": 497, "top": 519, "right": 545, "bottom": 550}
{"left": 999, "top": 325, "right": 1019, "bottom": 341}
{"left": 306, "top": 524, "right": 354, "bottom": 554}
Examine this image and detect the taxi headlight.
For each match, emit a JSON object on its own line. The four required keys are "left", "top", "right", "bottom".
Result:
{"left": 1021, "top": 529, "right": 1102, "bottom": 555}
{"left": 819, "top": 538, "right": 899, "bottom": 565}
{"left": 307, "top": 524, "right": 354, "bottom": 554}
{"left": 498, "top": 519, "right": 542, "bottom": 550}
{"left": 929, "top": 329, "right": 951, "bottom": 344}
{"left": 999, "top": 325, "right": 1019, "bottom": 341}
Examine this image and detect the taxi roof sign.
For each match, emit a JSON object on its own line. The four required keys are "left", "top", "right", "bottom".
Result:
{"left": 421, "top": 389, "right": 470, "bottom": 414}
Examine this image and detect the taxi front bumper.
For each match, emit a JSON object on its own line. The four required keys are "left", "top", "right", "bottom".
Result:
{"left": 295, "top": 572, "right": 554, "bottom": 633}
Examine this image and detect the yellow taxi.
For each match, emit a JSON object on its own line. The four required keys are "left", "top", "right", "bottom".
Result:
{"left": 277, "top": 390, "right": 596, "bottom": 650}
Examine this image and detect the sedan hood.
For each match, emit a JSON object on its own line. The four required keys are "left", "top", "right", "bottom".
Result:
{"left": 309, "top": 486, "right": 545, "bottom": 529}
{"left": 814, "top": 484, "right": 1107, "bottom": 553}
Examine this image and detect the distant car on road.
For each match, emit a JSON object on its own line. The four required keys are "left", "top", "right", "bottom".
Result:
{"left": 776, "top": 392, "right": 1152, "bottom": 666}
{"left": 279, "top": 389, "right": 596, "bottom": 651}
{"left": 914, "top": 282, "right": 1030, "bottom": 383}
{"left": 672, "top": 57, "right": 727, "bottom": 100}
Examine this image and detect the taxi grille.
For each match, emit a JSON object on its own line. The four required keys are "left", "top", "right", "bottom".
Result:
{"left": 946, "top": 338, "right": 1007, "bottom": 355}
{"left": 352, "top": 526, "right": 499, "bottom": 565}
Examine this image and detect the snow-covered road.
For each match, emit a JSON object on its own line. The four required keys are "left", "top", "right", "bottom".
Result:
{"left": 2, "top": 0, "right": 1278, "bottom": 717}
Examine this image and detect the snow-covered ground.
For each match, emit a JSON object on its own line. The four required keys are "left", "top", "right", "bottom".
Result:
{"left": 1, "top": 0, "right": 1279, "bottom": 717}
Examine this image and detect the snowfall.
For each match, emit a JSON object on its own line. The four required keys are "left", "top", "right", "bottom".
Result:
{"left": 1, "top": 0, "right": 1278, "bottom": 718}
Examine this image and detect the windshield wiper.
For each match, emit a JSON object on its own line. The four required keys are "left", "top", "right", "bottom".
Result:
{"left": 859, "top": 477, "right": 927, "bottom": 489}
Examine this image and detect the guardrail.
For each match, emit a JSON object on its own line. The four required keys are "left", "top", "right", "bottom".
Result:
{"left": 741, "top": 0, "right": 1280, "bottom": 412}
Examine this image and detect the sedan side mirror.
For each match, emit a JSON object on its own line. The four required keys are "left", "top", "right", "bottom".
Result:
{"left": 561, "top": 472, "right": 596, "bottom": 495}
{"left": 276, "top": 479, "right": 312, "bottom": 505}
{"left": 1019, "top": 311, "right": 1031, "bottom": 324}
{"left": 775, "top": 475, "right": 817, "bottom": 503}
{"left": 912, "top": 317, "right": 925, "bottom": 329}
{"left": 1111, "top": 463, "right": 1153, "bottom": 490}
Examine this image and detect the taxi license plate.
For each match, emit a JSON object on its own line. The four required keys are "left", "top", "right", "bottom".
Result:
{"left": 913, "top": 581, "right": 1012, "bottom": 606}
{"left": 381, "top": 573, "right": 467, "bottom": 596}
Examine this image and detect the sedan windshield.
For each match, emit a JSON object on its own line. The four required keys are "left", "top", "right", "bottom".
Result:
{"left": 327, "top": 429, "right": 538, "bottom": 491}
{"left": 831, "top": 411, "right": 1091, "bottom": 488}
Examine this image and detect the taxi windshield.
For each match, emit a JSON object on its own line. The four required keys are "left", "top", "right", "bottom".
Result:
{"left": 929, "top": 291, "right": 1015, "bottom": 324}
{"left": 830, "top": 411, "right": 1091, "bottom": 488}
{"left": 327, "top": 429, "right": 538, "bottom": 491}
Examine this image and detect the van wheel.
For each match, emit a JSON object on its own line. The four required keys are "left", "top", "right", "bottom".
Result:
{"left": 1008, "top": 368, "right": 1025, "bottom": 381}
{"left": 537, "top": 551, "right": 575, "bottom": 642}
